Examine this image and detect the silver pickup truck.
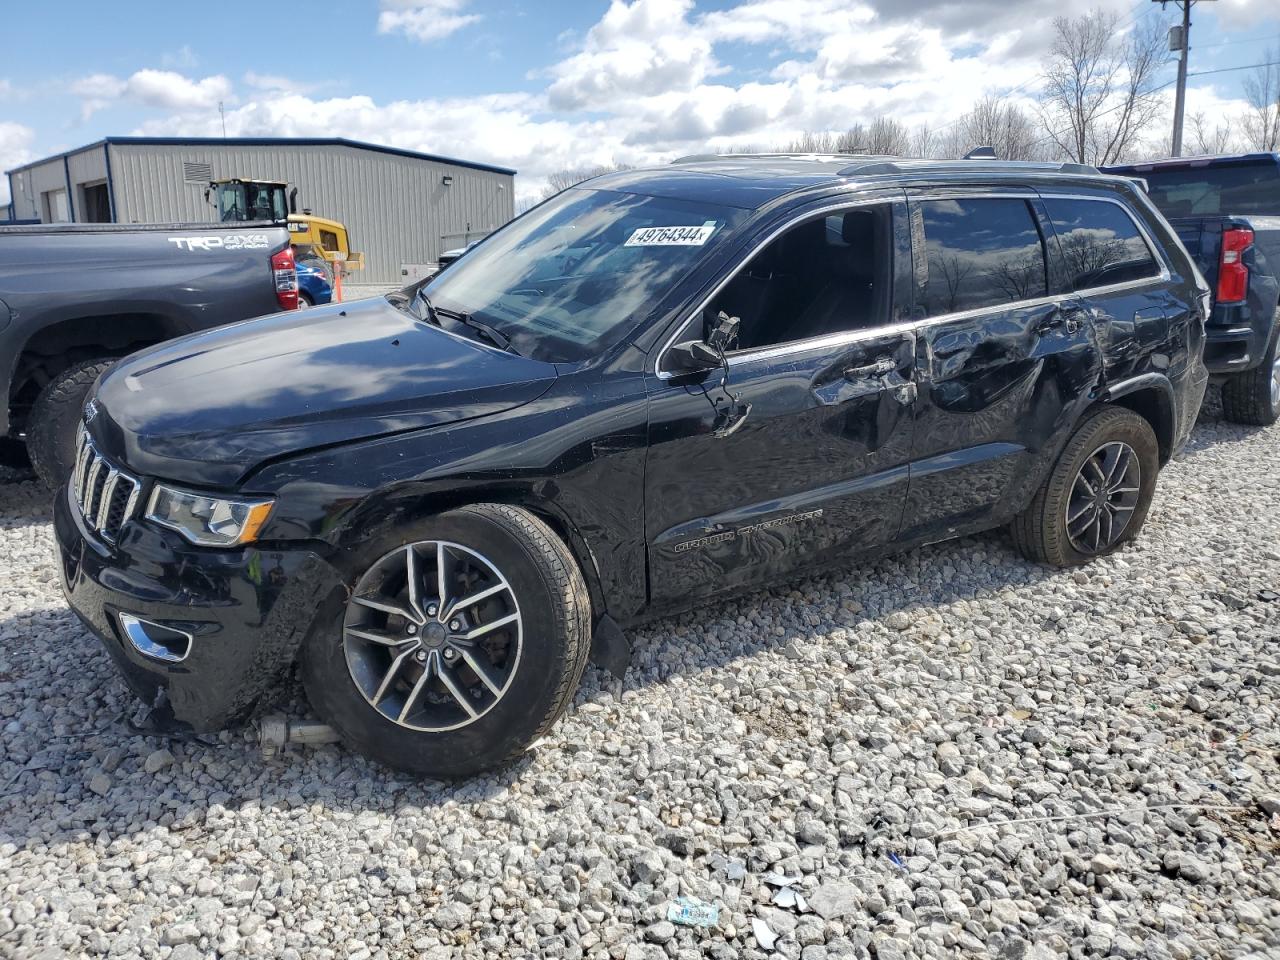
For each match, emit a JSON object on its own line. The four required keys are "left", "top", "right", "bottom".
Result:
{"left": 0, "top": 221, "right": 296, "bottom": 485}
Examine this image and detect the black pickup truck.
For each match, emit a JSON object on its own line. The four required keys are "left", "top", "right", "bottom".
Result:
{"left": 0, "top": 222, "right": 297, "bottom": 485}
{"left": 1104, "top": 153, "right": 1280, "bottom": 424}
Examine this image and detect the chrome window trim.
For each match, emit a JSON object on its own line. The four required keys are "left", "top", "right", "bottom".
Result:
{"left": 653, "top": 196, "right": 897, "bottom": 379}
{"left": 652, "top": 189, "right": 1173, "bottom": 380}
{"left": 1034, "top": 191, "right": 1172, "bottom": 293}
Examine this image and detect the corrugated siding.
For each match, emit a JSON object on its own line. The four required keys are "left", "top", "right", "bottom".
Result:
{"left": 67, "top": 147, "right": 108, "bottom": 221}
{"left": 8, "top": 160, "right": 66, "bottom": 220}
{"left": 111, "top": 143, "right": 515, "bottom": 283}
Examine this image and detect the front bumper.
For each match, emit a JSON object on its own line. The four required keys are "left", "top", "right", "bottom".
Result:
{"left": 55, "top": 481, "right": 343, "bottom": 732}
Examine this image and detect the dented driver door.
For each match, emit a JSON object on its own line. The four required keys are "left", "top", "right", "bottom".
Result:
{"left": 643, "top": 327, "right": 918, "bottom": 607}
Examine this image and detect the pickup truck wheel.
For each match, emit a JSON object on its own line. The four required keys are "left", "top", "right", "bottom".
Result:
{"left": 27, "top": 358, "right": 118, "bottom": 490}
{"left": 301, "top": 503, "right": 591, "bottom": 777}
{"left": 1220, "top": 324, "right": 1280, "bottom": 426}
{"left": 1011, "top": 406, "right": 1159, "bottom": 567}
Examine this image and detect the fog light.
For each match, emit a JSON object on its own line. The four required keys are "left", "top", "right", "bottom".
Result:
{"left": 119, "top": 613, "right": 192, "bottom": 663}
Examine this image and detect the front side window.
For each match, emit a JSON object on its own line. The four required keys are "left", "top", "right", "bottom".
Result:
{"left": 1043, "top": 198, "right": 1161, "bottom": 291}
{"left": 422, "top": 187, "right": 746, "bottom": 363}
{"left": 918, "top": 198, "right": 1048, "bottom": 317}
{"left": 702, "top": 203, "right": 895, "bottom": 352}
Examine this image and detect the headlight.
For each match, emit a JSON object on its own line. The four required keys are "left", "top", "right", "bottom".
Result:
{"left": 145, "top": 485, "right": 274, "bottom": 547}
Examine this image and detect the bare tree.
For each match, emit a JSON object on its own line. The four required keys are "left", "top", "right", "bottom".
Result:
{"left": 863, "top": 117, "right": 910, "bottom": 155}
{"left": 1243, "top": 48, "right": 1280, "bottom": 151}
{"left": 1039, "top": 11, "right": 1169, "bottom": 165}
{"left": 541, "top": 163, "right": 632, "bottom": 199}
{"left": 907, "top": 122, "right": 937, "bottom": 159}
{"left": 1187, "top": 110, "right": 1235, "bottom": 155}
{"left": 954, "top": 96, "right": 1045, "bottom": 160}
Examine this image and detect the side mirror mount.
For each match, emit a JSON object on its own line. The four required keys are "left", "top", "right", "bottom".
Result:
{"left": 665, "top": 339, "right": 722, "bottom": 373}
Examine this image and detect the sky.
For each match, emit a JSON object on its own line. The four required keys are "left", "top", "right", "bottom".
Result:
{"left": 2, "top": 0, "right": 1278, "bottom": 207}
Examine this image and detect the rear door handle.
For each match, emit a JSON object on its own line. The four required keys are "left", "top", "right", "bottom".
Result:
{"left": 1038, "top": 309, "right": 1083, "bottom": 336}
{"left": 844, "top": 357, "right": 896, "bottom": 381}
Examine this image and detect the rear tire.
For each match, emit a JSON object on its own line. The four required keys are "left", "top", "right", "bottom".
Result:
{"left": 27, "top": 358, "right": 117, "bottom": 491}
{"left": 301, "top": 503, "right": 591, "bottom": 777}
{"left": 1221, "top": 322, "right": 1280, "bottom": 426}
{"left": 1011, "top": 406, "right": 1159, "bottom": 567}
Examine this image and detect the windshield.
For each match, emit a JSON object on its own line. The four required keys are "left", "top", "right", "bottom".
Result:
{"left": 218, "top": 182, "right": 287, "bottom": 222}
{"left": 418, "top": 187, "right": 746, "bottom": 362}
{"left": 1139, "top": 161, "right": 1280, "bottom": 218}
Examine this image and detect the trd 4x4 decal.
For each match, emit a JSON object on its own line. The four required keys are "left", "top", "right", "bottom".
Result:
{"left": 167, "top": 234, "right": 272, "bottom": 252}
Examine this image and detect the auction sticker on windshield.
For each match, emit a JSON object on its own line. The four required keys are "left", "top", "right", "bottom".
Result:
{"left": 625, "top": 221, "right": 718, "bottom": 247}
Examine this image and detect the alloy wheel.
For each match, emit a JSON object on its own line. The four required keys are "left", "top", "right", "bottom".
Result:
{"left": 343, "top": 541, "right": 522, "bottom": 731}
{"left": 1270, "top": 353, "right": 1280, "bottom": 408}
{"left": 1065, "top": 441, "right": 1142, "bottom": 554}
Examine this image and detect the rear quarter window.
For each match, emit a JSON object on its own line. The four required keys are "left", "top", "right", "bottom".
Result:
{"left": 1043, "top": 198, "right": 1162, "bottom": 291}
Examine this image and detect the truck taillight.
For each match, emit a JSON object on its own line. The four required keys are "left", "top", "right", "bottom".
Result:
{"left": 1217, "top": 227, "right": 1252, "bottom": 304}
{"left": 271, "top": 247, "right": 299, "bottom": 311}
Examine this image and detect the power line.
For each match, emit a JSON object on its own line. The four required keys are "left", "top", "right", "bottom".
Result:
{"left": 1194, "top": 32, "right": 1280, "bottom": 51}
{"left": 1025, "top": 57, "right": 1279, "bottom": 154}
{"left": 1185, "top": 58, "right": 1280, "bottom": 78}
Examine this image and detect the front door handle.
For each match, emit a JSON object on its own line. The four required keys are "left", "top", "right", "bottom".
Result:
{"left": 844, "top": 357, "right": 896, "bottom": 381}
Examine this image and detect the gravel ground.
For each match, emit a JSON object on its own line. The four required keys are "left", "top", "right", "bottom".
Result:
{"left": 1, "top": 390, "right": 1278, "bottom": 960}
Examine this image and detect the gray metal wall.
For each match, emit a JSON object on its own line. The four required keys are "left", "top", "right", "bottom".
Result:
{"left": 110, "top": 142, "right": 514, "bottom": 284}
{"left": 8, "top": 159, "right": 67, "bottom": 221}
{"left": 67, "top": 147, "right": 109, "bottom": 220}
{"left": 9, "top": 147, "right": 108, "bottom": 222}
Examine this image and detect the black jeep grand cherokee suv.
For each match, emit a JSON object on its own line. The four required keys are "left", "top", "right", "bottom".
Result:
{"left": 57, "top": 156, "right": 1208, "bottom": 776}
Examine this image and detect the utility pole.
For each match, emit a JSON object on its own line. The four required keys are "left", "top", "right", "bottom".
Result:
{"left": 219, "top": 101, "right": 227, "bottom": 139}
{"left": 1158, "top": 0, "right": 1216, "bottom": 157}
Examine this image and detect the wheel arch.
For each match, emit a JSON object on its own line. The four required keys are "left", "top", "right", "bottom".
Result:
{"left": 330, "top": 483, "right": 611, "bottom": 623}
{"left": 1103, "top": 374, "right": 1176, "bottom": 464}
{"left": 7, "top": 312, "right": 186, "bottom": 431}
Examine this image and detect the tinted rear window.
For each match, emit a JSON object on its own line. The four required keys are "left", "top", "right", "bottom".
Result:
{"left": 1043, "top": 198, "right": 1162, "bottom": 291}
{"left": 918, "top": 198, "right": 1048, "bottom": 316}
{"left": 1137, "top": 161, "right": 1280, "bottom": 218}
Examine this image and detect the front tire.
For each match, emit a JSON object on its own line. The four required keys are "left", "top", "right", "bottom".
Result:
{"left": 1221, "top": 321, "right": 1280, "bottom": 426}
{"left": 1011, "top": 406, "right": 1159, "bottom": 567}
{"left": 27, "top": 358, "right": 118, "bottom": 490}
{"left": 301, "top": 503, "right": 591, "bottom": 777}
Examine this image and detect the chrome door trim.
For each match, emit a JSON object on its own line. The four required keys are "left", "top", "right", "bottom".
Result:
{"left": 653, "top": 189, "right": 1173, "bottom": 381}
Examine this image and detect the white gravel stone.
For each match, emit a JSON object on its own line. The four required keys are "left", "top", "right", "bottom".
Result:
{"left": 1, "top": 395, "right": 1279, "bottom": 959}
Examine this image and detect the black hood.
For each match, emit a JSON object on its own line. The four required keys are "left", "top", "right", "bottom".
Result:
{"left": 90, "top": 297, "right": 558, "bottom": 487}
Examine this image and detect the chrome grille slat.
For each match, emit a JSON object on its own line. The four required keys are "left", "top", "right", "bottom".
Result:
{"left": 96, "top": 470, "right": 120, "bottom": 530}
{"left": 70, "top": 422, "right": 142, "bottom": 543}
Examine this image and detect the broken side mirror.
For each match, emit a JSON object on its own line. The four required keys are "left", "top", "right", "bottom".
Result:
{"left": 706, "top": 310, "right": 740, "bottom": 353}
{"left": 666, "top": 339, "right": 722, "bottom": 373}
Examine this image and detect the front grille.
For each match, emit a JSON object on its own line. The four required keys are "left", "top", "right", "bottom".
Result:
{"left": 71, "top": 426, "right": 142, "bottom": 543}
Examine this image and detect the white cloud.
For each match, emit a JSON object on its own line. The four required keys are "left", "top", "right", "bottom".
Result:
{"left": 72, "top": 69, "right": 232, "bottom": 120}
{"left": 1209, "top": 0, "right": 1280, "bottom": 30}
{"left": 0, "top": 122, "right": 36, "bottom": 205}
{"left": 161, "top": 45, "right": 199, "bottom": 70}
{"left": 59, "top": 0, "right": 1250, "bottom": 208}
{"left": 546, "top": 0, "right": 718, "bottom": 111}
{"left": 377, "top": 0, "right": 481, "bottom": 43}
{"left": 244, "top": 71, "right": 317, "bottom": 95}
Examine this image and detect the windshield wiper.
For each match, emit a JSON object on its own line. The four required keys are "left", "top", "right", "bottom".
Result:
{"left": 435, "top": 305, "right": 520, "bottom": 355}
{"left": 412, "top": 287, "right": 442, "bottom": 326}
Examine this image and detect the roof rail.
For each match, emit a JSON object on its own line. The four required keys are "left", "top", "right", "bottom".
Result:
{"left": 670, "top": 152, "right": 894, "bottom": 165}
{"left": 837, "top": 159, "right": 1100, "bottom": 177}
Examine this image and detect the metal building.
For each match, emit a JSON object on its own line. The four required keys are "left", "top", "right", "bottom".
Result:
{"left": 4, "top": 137, "right": 516, "bottom": 284}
